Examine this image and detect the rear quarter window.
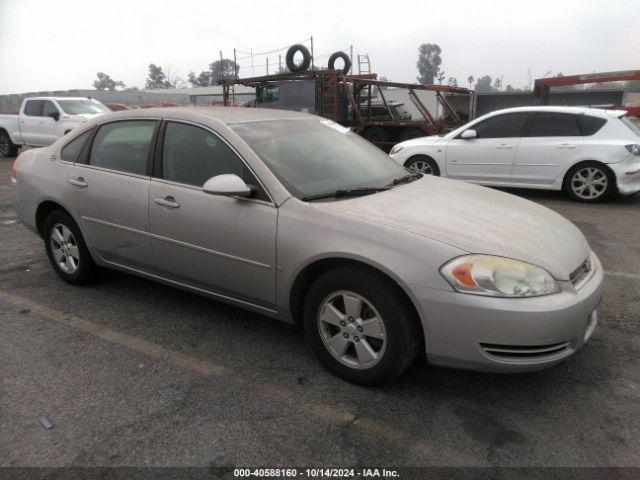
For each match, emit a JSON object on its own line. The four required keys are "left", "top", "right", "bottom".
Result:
{"left": 60, "top": 129, "right": 94, "bottom": 162}
{"left": 579, "top": 115, "right": 607, "bottom": 136}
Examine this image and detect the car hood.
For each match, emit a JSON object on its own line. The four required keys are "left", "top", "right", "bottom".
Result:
{"left": 313, "top": 177, "right": 590, "bottom": 280}
{"left": 400, "top": 135, "right": 446, "bottom": 148}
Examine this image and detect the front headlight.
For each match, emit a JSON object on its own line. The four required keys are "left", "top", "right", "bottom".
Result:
{"left": 390, "top": 145, "right": 403, "bottom": 155}
{"left": 440, "top": 255, "right": 561, "bottom": 298}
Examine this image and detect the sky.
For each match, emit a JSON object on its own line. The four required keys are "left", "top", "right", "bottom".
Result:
{"left": 0, "top": 0, "right": 638, "bottom": 95}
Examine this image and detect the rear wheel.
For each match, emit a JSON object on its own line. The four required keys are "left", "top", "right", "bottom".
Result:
{"left": 43, "top": 210, "right": 97, "bottom": 285}
{"left": 400, "top": 128, "right": 427, "bottom": 142}
{"left": 362, "top": 127, "right": 389, "bottom": 148}
{"left": 565, "top": 162, "right": 615, "bottom": 202}
{"left": 404, "top": 155, "right": 440, "bottom": 176}
{"left": 303, "top": 267, "right": 422, "bottom": 385}
{"left": 0, "top": 130, "right": 18, "bottom": 157}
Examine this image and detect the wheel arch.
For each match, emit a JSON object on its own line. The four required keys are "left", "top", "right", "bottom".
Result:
{"left": 403, "top": 153, "right": 442, "bottom": 176}
{"left": 288, "top": 257, "right": 423, "bottom": 334}
{"left": 35, "top": 200, "right": 74, "bottom": 237}
{"left": 561, "top": 159, "right": 617, "bottom": 191}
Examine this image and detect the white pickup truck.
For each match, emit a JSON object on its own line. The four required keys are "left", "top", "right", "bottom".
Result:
{"left": 0, "top": 97, "right": 110, "bottom": 157}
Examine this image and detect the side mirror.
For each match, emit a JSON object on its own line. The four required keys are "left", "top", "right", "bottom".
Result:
{"left": 461, "top": 129, "right": 477, "bottom": 139}
{"left": 48, "top": 111, "right": 60, "bottom": 121}
{"left": 202, "top": 174, "right": 251, "bottom": 197}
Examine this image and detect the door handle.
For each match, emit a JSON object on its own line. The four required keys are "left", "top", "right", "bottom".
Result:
{"left": 69, "top": 177, "right": 88, "bottom": 188}
{"left": 154, "top": 196, "right": 180, "bottom": 209}
{"left": 496, "top": 144, "right": 513, "bottom": 149}
{"left": 557, "top": 143, "right": 576, "bottom": 149}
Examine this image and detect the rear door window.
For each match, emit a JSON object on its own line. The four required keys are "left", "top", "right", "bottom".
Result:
{"left": 463, "top": 112, "right": 529, "bottom": 138}
{"left": 89, "top": 120, "right": 157, "bottom": 175}
{"left": 525, "top": 112, "right": 581, "bottom": 137}
{"left": 24, "top": 100, "right": 44, "bottom": 117}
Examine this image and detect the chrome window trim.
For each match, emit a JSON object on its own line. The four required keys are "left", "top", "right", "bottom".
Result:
{"left": 71, "top": 163, "right": 151, "bottom": 181}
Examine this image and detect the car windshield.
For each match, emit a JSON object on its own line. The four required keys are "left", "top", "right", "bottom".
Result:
{"left": 230, "top": 119, "right": 408, "bottom": 199}
{"left": 57, "top": 99, "right": 111, "bottom": 115}
{"left": 621, "top": 116, "right": 640, "bottom": 136}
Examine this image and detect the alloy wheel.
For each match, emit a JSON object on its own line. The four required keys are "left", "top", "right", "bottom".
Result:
{"left": 0, "top": 135, "right": 9, "bottom": 157}
{"left": 50, "top": 223, "right": 80, "bottom": 274}
{"left": 571, "top": 167, "right": 608, "bottom": 200}
{"left": 317, "top": 290, "right": 386, "bottom": 369}
{"left": 408, "top": 160, "right": 433, "bottom": 175}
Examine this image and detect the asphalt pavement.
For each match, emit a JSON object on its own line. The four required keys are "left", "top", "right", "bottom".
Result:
{"left": 1, "top": 155, "right": 639, "bottom": 475}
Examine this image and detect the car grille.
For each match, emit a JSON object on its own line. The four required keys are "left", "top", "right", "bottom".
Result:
{"left": 570, "top": 257, "right": 592, "bottom": 287}
{"left": 480, "top": 341, "right": 571, "bottom": 361}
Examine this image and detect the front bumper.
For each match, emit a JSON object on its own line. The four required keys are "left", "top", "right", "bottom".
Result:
{"left": 411, "top": 253, "right": 603, "bottom": 372}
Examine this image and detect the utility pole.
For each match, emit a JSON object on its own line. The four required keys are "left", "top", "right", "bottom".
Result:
{"left": 310, "top": 36, "right": 314, "bottom": 70}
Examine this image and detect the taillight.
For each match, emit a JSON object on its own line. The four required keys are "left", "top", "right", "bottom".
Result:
{"left": 11, "top": 157, "right": 18, "bottom": 184}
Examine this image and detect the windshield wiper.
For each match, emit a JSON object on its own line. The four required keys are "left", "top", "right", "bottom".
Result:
{"left": 301, "top": 186, "right": 390, "bottom": 201}
{"left": 388, "top": 173, "right": 423, "bottom": 186}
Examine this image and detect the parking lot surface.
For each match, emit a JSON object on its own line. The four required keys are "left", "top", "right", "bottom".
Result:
{"left": 1, "top": 155, "right": 639, "bottom": 472}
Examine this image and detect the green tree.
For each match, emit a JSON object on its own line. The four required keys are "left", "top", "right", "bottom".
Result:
{"left": 187, "top": 70, "right": 213, "bottom": 87}
{"left": 210, "top": 59, "right": 240, "bottom": 83}
{"left": 467, "top": 75, "right": 474, "bottom": 89}
{"left": 416, "top": 43, "right": 442, "bottom": 85}
{"left": 447, "top": 77, "right": 458, "bottom": 87}
{"left": 145, "top": 64, "right": 174, "bottom": 89}
{"left": 93, "top": 72, "right": 125, "bottom": 91}
{"left": 475, "top": 75, "right": 495, "bottom": 93}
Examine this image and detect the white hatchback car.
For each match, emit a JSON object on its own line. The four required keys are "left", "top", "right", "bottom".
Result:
{"left": 389, "top": 106, "right": 640, "bottom": 202}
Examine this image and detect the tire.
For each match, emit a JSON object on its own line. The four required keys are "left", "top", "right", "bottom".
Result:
{"left": 43, "top": 209, "right": 98, "bottom": 285}
{"left": 564, "top": 161, "right": 615, "bottom": 203}
{"left": 362, "top": 127, "right": 389, "bottom": 147}
{"left": 285, "top": 44, "right": 312, "bottom": 73}
{"left": 303, "top": 267, "right": 422, "bottom": 386}
{"left": 328, "top": 51, "right": 352, "bottom": 74}
{"left": 404, "top": 155, "right": 440, "bottom": 176}
{"left": 0, "top": 130, "right": 19, "bottom": 158}
{"left": 400, "top": 128, "right": 427, "bottom": 142}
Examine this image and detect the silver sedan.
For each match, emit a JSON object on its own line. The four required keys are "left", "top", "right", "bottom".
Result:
{"left": 13, "top": 107, "right": 603, "bottom": 385}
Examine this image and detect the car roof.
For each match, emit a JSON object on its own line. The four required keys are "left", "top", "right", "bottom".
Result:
{"left": 93, "top": 106, "right": 316, "bottom": 125}
{"left": 485, "top": 105, "right": 626, "bottom": 118}
{"left": 26, "top": 97, "right": 99, "bottom": 101}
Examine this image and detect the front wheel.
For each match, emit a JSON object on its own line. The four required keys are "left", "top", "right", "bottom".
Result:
{"left": 565, "top": 162, "right": 615, "bottom": 202}
{"left": 303, "top": 267, "right": 422, "bottom": 385}
{"left": 404, "top": 155, "right": 440, "bottom": 176}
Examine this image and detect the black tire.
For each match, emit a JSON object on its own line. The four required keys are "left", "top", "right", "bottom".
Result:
{"left": 400, "top": 128, "right": 427, "bottom": 142}
{"left": 43, "top": 209, "right": 98, "bottom": 285}
{"left": 303, "top": 267, "right": 422, "bottom": 386}
{"left": 285, "top": 44, "right": 312, "bottom": 73}
{"left": 564, "top": 161, "right": 615, "bottom": 203}
{"left": 362, "top": 127, "right": 389, "bottom": 147}
{"left": 328, "top": 51, "right": 352, "bottom": 74}
{"left": 404, "top": 155, "right": 440, "bottom": 176}
{"left": 0, "top": 129, "right": 19, "bottom": 158}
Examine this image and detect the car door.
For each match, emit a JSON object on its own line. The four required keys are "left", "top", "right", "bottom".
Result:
{"left": 67, "top": 119, "right": 158, "bottom": 270}
{"left": 148, "top": 120, "right": 277, "bottom": 307}
{"left": 445, "top": 112, "right": 529, "bottom": 183}
{"left": 20, "top": 100, "right": 45, "bottom": 146}
{"left": 512, "top": 112, "right": 585, "bottom": 185}
{"left": 40, "top": 100, "right": 64, "bottom": 145}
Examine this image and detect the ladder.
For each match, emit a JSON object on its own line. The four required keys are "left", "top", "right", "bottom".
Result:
{"left": 357, "top": 54, "right": 371, "bottom": 75}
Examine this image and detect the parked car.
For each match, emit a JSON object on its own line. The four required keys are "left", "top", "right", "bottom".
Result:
{"left": 13, "top": 107, "right": 602, "bottom": 385}
{"left": 0, "top": 97, "right": 111, "bottom": 157}
{"left": 390, "top": 106, "right": 640, "bottom": 202}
